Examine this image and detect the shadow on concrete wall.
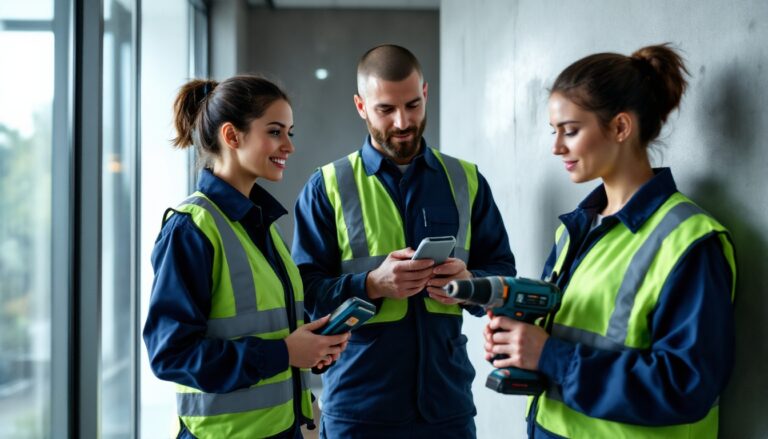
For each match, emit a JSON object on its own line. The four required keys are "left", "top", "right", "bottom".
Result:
{"left": 534, "top": 173, "right": 568, "bottom": 275}
{"left": 690, "top": 177, "right": 766, "bottom": 439}
{"left": 690, "top": 61, "right": 767, "bottom": 439}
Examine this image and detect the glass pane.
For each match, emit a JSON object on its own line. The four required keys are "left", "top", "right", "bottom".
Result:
{"left": 0, "top": 0, "right": 53, "bottom": 20}
{"left": 101, "top": 0, "right": 136, "bottom": 437}
{"left": 139, "top": 0, "right": 190, "bottom": 436}
{"left": 0, "top": 29, "right": 54, "bottom": 439}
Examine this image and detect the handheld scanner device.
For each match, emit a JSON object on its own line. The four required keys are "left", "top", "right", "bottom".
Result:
{"left": 318, "top": 297, "right": 376, "bottom": 336}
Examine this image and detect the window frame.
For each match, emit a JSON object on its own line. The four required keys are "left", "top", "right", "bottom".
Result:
{"left": 3, "top": 0, "right": 209, "bottom": 435}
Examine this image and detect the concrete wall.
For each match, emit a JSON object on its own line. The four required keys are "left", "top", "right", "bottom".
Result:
{"left": 231, "top": 7, "right": 440, "bottom": 240}
{"left": 441, "top": 1, "right": 768, "bottom": 438}
{"left": 211, "top": 0, "right": 250, "bottom": 78}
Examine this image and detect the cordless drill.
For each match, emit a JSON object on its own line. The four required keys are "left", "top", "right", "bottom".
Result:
{"left": 443, "top": 276, "right": 562, "bottom": 395}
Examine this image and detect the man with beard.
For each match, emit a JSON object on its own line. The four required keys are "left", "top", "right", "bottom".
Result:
{"left": 291, "top": 44, "right": 516, "bottom": 438}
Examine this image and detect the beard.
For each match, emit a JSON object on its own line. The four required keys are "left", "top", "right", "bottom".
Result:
{"left": 367, "top": 114, "right": 428, "bottom": 163}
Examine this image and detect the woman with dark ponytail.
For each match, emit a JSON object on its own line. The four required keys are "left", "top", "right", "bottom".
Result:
{"left": 143, "top": 75, "right": 349, "bottom": 439}
{"left": 484, "top": 45, "right": 736, "bottom": 438}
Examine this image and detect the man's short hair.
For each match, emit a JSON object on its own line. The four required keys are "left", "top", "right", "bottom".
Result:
{"left": 357, "top": 44, "right": 423, "bottom": 95}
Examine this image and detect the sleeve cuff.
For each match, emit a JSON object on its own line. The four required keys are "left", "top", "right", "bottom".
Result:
{"left": 469, "top": 269, "right": 491, "bottom": 278}
{"left": 460, "top": 303, "right": 485, "bottom": 317}
{"left": 348, "top": 271, "right": 369, "bottom": 299}
{"left": 538, "top": 336, "right": 576, "bottom": 386}
{"left": 350, "top": 271, "right": 384, "bottom": 309}
{"left": 248, "top": 338, "right": 290, "bottom": 379}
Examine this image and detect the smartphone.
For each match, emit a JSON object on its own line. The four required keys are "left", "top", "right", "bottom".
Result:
{"left": 317, "top": 297, "right": 376, "bottom": 336}
{"left": 412, "top": 236, "right": 457, "bottom": 265}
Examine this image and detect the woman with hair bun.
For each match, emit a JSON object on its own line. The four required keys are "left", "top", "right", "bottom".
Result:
{"left": 143, "top": 75, "right": 349, "bottom": 439}
{"left": 484, "top": 45, "right": 736, "bottom": 438}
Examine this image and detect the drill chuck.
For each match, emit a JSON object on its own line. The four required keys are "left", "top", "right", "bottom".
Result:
{"left": 443, "top": 277, "right": 506, "bottom": 308}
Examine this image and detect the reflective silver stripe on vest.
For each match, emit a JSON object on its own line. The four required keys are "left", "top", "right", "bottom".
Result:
{"left": 546, "top": 383, "right": 565, "bottom": 402}
{"left": 552, "top": 202, "right": 705, "bottom": 351}
{"left": 333, "top": 157, "right": 370, "bottom": 260}
{"left": 551, "top": 324, "right": 627, "bottom": 351}
{"left": 178, "top": 380, "right": 293, "bottom": 416}
{"left": 454, "top": 247, "right": 469, "bottom": 263}
{"left": 271, "top": 224, "right": 306, "bottom": 322}
{"left": 272, "top": 222, "right": 287, "bottom": 242}
{"left": 340, "top": 255, "right": 387, "bottom": 274}
{"left": 546, "top": 381, "right": 720, "bottom": 407}
{"left": 206, "top": 302, "right": 305, "bottom": 339}
{"left": 295, "top": 300, "right": 305, "bottom": 323}
{"left": 182, "top": 196, "right": 299, "bottom": 338}
{"left": 555, "top": 228, "right": 569, "bottom": 267}
{"left": 547, "top": 204, "right": 713, "bottom": 405}
{"left": 334, "top": 151, "right": 473, "bottom": 273}
{"left": 605, "top": 202, "right": 704, "bottom": 344}
{"left": 439, "top": 153, "right": 471, "bottom": 262}
{"left": 182, "top": 196, "right": 258, "bottom": 316}
{"left": 177, "top": 372, "right": 312, "bottom": 416}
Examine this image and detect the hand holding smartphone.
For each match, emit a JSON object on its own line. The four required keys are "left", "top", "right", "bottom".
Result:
{"left": 412, "top": 236, "right": 457, "bottom": 265}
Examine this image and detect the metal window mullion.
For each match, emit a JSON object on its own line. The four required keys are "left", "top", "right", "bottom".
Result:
{"left": 185, "top": 2, "right": 197, "bottom": 193}
{"left": 185, "top": 0, "right": 210, "bottom": 192}
{"left": 74, "top": 0, "right": 104, "bottom": 438}
{"left": 185, "top": 2, "right": 195, "bottom": 192}
{"left": 51, "top": 0, "right": 74, "bottom": 436}
{"left": 131, "top": 0, "right": 142, "bottom": 437}
{"left": 199, "top": 0, "right": 210, "bottom": 79}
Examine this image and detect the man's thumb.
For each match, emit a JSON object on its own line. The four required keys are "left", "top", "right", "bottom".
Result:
{"left": 390, "top": 247, "right": 415, "bottom": 259}
{"left": 303, "top": 314, "right": 330, "bottom": 330}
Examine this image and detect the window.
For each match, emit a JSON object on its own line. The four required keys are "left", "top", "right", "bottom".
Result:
{"left": 0, "top": 3, "right": 55, "bottom": 437}
{"left": 101, "top": 0, "right": 138, "bottom": 437}
{"left": 0, "top": 1, "right": 203, "bottom": 436}
{"left": 139, "top": 0, "right": 198, "bottom": 436}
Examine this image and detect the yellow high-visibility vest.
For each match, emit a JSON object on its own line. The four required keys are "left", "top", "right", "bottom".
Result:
{"left": 171, "top": 193, "right": 313, "bottom": 439}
